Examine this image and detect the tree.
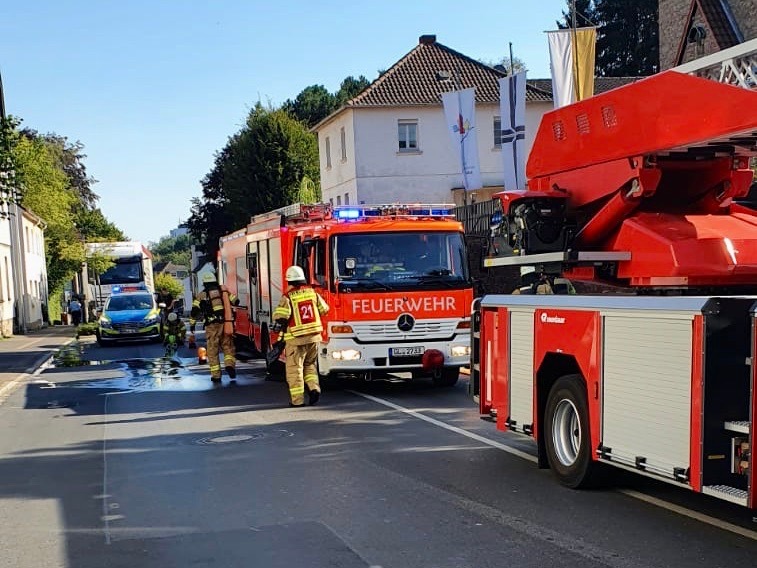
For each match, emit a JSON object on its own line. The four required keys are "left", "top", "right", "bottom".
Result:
{"left": 0, "top": 115, "right": 21, "bottom": 217}
{"left": 76, "top": 207, "right": 126, "bottom": 242}
{"left": 154, "top": 272, "right": 184, "bottom": 299}
{"left": 282, "top": 84, "right": 336, "bottom": 128}
{"left": 557, "top": 0, "right": 597, "bottom": 28}
{"left": 557, "top": 0, "right": 658, "bottom": 77}
{"left": 594, "top": 0, "right": 658, "bottom": 76}
{"left": 334, "top": 75, "right": 370, "bottom": 106}
{"left": 482, "top": 56, "right": 528, "bottom": 74}
{"left": 188, "top": 104, "right": 319, "bottom": 259}
{"left": 13, "top": 135, "right": 83, "bottom": 295}
{"left": 151, "top": 233, "right": 192, "bottom": 267}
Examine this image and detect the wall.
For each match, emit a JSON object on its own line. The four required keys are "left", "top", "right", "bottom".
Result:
{"left": 21, "top": 214, "right": 47, "bottom": 330}
{"left": 319, "top": 111, "right": 359, "bottom": 205}
{"left": 0, "top": 215, "right": 14, "bottom": 337}
{"left": 339, "top": 101, "right": 550, "bottom": 205}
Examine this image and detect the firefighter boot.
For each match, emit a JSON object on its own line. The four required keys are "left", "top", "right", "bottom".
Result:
{"left": 308, "top": 389, "right": 320, "bottom": 406}
{"left": 225, "top": 366, "right": 236, "bottom": 380}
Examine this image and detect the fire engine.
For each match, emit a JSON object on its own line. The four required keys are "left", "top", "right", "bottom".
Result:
{"left": 218, "top": 203, "right": 473, "bottom": 385}
{"left": 470, "top": 47, "right": 757, "bottom": 508}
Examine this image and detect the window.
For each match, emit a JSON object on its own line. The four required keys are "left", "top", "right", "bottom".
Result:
{"left": 313, "top": 239, "right": 326, "bottom": 287}
{"left": 336, "top": 195, "right": 342, "bottom": 206}
{"left": 398, "top": 120, "right": 418, "bottom": 152}
{"left": 329, "top": 198, "right": 334, "bottom": 206}
{"left": 340, "top": 127, "right": 347, "bottom": 161}
{"left": 344, "top": 193, "right": 349, "bottom": 205}
{"left": 325, "top": 136, "right": 332, "bottom": 168}
{"left": 493, "top": 116, "right": 503, "bottom": 147}
{"left": 25, "top": 228, "right": 30, "bottom": 252}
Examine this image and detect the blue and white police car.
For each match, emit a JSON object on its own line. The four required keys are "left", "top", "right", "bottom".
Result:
{"left": 96, "top": 285, "right": 162, "bottom": 346}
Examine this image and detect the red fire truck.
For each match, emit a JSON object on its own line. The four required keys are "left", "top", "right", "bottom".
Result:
{"left": 470, "top": 67, "right": 757, "bottom": 508}
{"left": 219, "top": 203, "right": 473, "bottom": 385}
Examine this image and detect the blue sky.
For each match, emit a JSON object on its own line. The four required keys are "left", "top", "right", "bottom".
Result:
{"left": 1, "top": 0, "right": 567, "bottom": 245}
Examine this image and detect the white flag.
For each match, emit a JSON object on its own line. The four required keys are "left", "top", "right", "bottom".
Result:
{"left": 498, "top": 72, "right": 527, "bottom": 191}
{"left": 547, "top": 28, "right": 597, "bottom": 108}
{"left": 441, "top": 87, "right": 482, "bottom": 191}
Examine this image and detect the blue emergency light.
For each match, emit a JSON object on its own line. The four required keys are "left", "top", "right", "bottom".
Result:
{"left": 336, "top": 208, "right": 361, "bottom": 219}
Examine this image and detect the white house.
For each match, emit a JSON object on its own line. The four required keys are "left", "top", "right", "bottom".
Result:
{"left": 0, "top": 207, "right": 14, "bottom": 336}
{"left": 314, "top": 35, "right": 638, "bottom": 206}
{"left": 20, "top": 208, "right": 47, "bottom": 330}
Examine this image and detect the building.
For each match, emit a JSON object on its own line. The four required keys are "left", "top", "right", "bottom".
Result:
{"left": 659, "top": 0, "right": 757, "bottom": 69}
{"left": 20, "top": 208, "right": 47, "bottom": 330}
{"left": 0, "top": 206, "right": 14, "bottom": 336}
{"left": 314, "top": 35, "right": 639, "bottom": 207}
{"left": 169, "top": 225, "right": 188, "bottom": 239}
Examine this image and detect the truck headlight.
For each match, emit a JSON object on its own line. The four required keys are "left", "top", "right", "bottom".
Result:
{"left": 451, "top": 345, "right": 470, "bottom": 357}
{"left": 331, "top": 349, "right": 361, "bottom": 361}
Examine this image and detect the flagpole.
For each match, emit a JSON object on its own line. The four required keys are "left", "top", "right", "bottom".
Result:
{"left": 571, "top": 0, "right": 581, "bottom": 102}
{"left": 453, "top": 68, "right": 469, "bottom": 207}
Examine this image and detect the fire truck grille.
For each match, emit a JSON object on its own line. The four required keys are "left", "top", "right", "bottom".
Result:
{"left": 352, "top": 321, "right": 458, "bottom": 342}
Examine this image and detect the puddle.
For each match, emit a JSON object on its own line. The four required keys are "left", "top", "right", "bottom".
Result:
{"left": 70, "top": 358, "right": 261, "bottom": 392}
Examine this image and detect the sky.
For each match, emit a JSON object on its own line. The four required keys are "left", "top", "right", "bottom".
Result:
{"left": 0, "top": 0, "right": 567, "bottom": 245}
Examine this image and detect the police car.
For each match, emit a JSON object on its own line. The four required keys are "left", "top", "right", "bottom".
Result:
{"left": 96, "top": 285, "right": 162, "bottom": 346}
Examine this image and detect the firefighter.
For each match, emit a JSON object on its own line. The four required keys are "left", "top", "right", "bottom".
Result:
{"left": 189, "top": 272, "right": 239, "bottom": 382}
{"left": 164, "top": 311, "right": 186, "bottom": 346}
{"left": 272, "top": 266, "right": 329, "bottom": 407}
{"left": 512, "top": 267, "right": 554, "bottom": 295}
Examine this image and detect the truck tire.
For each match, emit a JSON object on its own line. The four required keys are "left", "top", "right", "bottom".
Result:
{"left": 432, "top": 366, "right": 460, "bottom": 387}
{"left": 544, "top": 374, "right": 598, "bottom": 488}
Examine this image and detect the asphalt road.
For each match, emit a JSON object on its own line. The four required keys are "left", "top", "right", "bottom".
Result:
{"left": 0, "top": 335, "right": 755, "bottom": 567}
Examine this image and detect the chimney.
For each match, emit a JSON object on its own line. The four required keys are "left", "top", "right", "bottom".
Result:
{"left": 419, "top": 34, "right": 436, "bottom": 45}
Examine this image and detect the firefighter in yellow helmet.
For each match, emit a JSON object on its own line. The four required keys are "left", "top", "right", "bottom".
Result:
{"left": 272, "top": 265, "right": 329, "bottom": 407}
{"left": 190, "top": 271, "right": 240, "bottom": 383}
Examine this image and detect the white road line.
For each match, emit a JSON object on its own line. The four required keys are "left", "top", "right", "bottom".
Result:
{"left": 102, "top": 393, "right": 112, "bottom": 545}
{"left": 349, "top": 390, "right": 757, "bottom": 542}
{"left": 0, "top": 354, "right": 56, "bottom": 405}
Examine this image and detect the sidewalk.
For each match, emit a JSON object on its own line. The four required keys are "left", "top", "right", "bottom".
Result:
{"left": 0, "top": 325, "right": 77, "bottom": 379}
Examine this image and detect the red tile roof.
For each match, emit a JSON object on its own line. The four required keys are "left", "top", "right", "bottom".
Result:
{"left": 346, "top": 35, "right": 641, "bottom": 109}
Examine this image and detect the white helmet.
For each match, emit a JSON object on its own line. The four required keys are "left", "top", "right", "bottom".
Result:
{"left": 520, "top": 266, "right": 536, "bottom": 277}
{"left": 167, "top": 312, "right": 178, "bottom": 322}
{"left": 202, "top": 272, "right": 217, "bottom": 284}
{"left": 285, "top": 265, "right": 306, "bottom": 283}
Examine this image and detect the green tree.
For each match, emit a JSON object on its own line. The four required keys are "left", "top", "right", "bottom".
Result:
{"left": 0, "top": 115, "right": 21, "bottom": 216}
{"left": 557, "top": 0, "right": 597, "bottom": 28}
{"left": 154, "top": 272, "right": 184, "bottom": 299}
{"left": 76, "top": 207, "right": 126, "bottom": 242}
{"left": 555, "top": 0, "right": 658, "bottom": 77}
{"left": 334, "top": 75, "right": 370, "bottom": 106}
{"left": 593, "top": 0, "right": 658, "bottom": 76}
{"left": 151, "top": 233, "right": 192, "bottom": 267}
{"left": 282, "top": 84, "right": 336, "bottom": 128}
{"left": 189, "top": 104, "right": 319, "bottom": 259}
{"left": 13, "top": 136, "right": 83, "bottom": 294}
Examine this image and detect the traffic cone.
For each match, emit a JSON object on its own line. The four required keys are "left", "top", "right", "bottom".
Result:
{"left": 198, "top": 346, "right": 208, "bottom": 364}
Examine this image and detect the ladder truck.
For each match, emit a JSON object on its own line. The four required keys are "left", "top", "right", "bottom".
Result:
{"left": 471, "top": 40, "right": 757, "bottom": 508}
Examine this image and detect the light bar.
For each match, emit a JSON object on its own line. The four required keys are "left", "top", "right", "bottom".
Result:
{"left": 332, "top": 204, "right": 456, "bottom": 220}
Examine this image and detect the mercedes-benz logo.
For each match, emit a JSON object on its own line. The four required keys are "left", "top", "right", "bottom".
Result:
{"left": 397, "top": 313, "right": 415, "bottom": 332}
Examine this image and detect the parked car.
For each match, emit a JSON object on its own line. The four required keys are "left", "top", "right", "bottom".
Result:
{"left": 95, "top": 286, "right": 162, "bottom": 346}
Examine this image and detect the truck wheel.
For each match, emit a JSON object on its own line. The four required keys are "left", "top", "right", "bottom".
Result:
{"left": 432, "top": 367, "right": 460, "bottom": 387}
{"left": 544, "top": 374, "right": 598, "bottom": 488}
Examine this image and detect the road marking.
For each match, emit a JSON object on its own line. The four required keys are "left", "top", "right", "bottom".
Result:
{"left": 349, "top": 390, "right": 757, "bottom": 542}
{"left": 102, "top": 393, "right": 112, "bottom": 545}
{"left": 0, "top": 354, "right": 56, "bottom": 405}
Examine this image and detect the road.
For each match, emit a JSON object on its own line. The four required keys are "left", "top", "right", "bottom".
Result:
{"left": 0, "top": 335, "right": 755, "bottom": 567}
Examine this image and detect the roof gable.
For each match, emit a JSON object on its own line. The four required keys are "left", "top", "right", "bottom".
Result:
{"left": 347, "top": 35, "right": 550, "bottom": 107}
{"left": 674, "top": 0, "right": 743, "bottom": 65}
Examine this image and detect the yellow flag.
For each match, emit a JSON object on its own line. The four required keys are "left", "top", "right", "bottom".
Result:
{"left": 572, "top": 28, "right": 596, "bottom": 101}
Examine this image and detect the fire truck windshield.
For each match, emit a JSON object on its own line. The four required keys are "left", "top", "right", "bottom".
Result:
{"left": 334, "top": 231, "right": 469, "bottom": 291}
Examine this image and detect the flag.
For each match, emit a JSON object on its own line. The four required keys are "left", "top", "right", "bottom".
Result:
{"left": 441, "top": 87, "right": 482, "bottom": 191}
{"left": 546, "top": 28, "right": 596, "bottom": 108}
{"left": 498, "top": 71, "right": 527, "bottom": 191}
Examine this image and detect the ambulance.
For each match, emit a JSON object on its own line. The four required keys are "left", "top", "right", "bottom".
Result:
{"left": 218, "top": 203, "right": 473, "bottom": 385}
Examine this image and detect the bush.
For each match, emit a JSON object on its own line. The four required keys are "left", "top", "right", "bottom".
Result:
{"left": 76, "top": 322, "right": 98, "bottom": 337}
{"left": 154, "top": 273, "right": 184, "bottom": 299}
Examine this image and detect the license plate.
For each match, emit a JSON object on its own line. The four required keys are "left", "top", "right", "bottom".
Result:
{"left": 390, "top": 346, "right": 424, "bottom": 357}
{"left": 121, "top": 329, "right": 137, "bottom": 334}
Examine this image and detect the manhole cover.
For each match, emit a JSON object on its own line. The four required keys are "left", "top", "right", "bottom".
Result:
{"left": 195, "top": 433, "right": 264, "bottom": 445}
{"left": 194, "top": 430, "right": 293, "bottom": 445}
